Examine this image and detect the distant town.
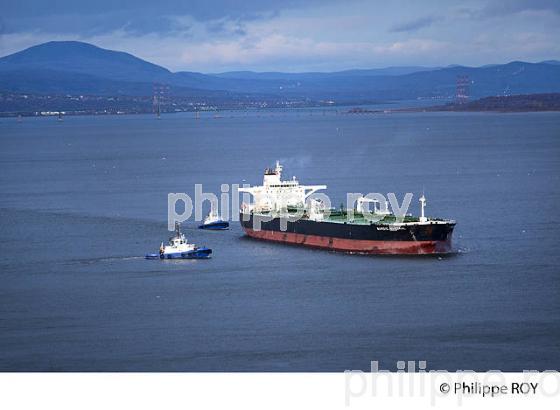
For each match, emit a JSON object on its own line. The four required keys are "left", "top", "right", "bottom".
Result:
{"left": 2, "top": 92, "right": 560, "bottom": 118}
{"left": 0, "top": 92, "right": 338, "bottom": 117}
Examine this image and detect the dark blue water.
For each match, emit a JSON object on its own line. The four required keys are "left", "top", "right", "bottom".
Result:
{"left": 1, "top": 111, "right": 559, "bottom": 371}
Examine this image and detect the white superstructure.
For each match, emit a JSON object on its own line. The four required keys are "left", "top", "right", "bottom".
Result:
{"left": 160, "top": 223, "right": 195, "bottom": 256}
{"left": 239, "top": 161, "right": 326, "bottom": 213}
{"left": 419, "top": 194, "right": 427, "bottom": 223}
{"left": 203, "top": 203, "right": 222, "bottom": 224}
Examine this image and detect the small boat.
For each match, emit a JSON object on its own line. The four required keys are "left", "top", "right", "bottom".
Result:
{"left": 198, "top": 206, "right": 229, "bottom": 230}
{"left": 146, "top": 222, "right": 212, "bottom": 259}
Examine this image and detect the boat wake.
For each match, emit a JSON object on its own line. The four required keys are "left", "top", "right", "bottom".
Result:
{"left": 71, "top": 256, "right": 145, "bottom": 265}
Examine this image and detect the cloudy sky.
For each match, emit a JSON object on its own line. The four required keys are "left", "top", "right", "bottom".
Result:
{"left": 1, "top": 0, "right": 559, "bottom": 72}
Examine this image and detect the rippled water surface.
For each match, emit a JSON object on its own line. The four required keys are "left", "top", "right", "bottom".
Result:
{"left": 1, "top": 110, "right": 559, "bottom": 371}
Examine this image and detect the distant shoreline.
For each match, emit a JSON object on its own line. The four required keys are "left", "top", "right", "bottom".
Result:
{"left": 0, "top": 93, "right": 385, "bottom": 118}
{"left": 349, "top": 93, "right": 560, "bottom": 114}
{"left": 2, "top": 93, "right": 560, "bottom": 118}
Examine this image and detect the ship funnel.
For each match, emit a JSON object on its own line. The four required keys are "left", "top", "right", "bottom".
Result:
{"left": 419, "top": 194, "right": 427, "bottom": 223}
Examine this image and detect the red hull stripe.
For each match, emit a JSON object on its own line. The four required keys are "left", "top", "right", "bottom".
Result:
{"left": 243, "top": 228, "right": 452, "bottom": 254}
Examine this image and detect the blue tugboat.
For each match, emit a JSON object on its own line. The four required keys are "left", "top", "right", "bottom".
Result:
{"left": 146, "top": 222, "right": 212, "bottom": 259}
{"left": 198, "top": 206, "right": 229, "bottom": 230}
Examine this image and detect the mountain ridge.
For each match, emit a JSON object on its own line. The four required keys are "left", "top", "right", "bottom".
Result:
{"left": 1, "top": 41, "right": 560, "bottom": 102}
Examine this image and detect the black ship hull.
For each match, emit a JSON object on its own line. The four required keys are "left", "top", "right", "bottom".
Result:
{"left": 240, "top": 212, "right": 455, "bottom": 254}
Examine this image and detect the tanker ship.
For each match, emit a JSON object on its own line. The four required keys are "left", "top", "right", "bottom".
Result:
{"left": 239, "top": 162, "right": 455, "bottom": 255}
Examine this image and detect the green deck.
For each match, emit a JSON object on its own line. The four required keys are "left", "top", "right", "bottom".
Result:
{"left": 325, "top": 210, "right": 420, "bottom": 224}
{"left": 261, "top": 208, "right": 446, "bottom": 225}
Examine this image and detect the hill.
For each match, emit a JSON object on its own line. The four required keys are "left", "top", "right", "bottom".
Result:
{"left": 425, "top": 93, "right": 560, "bottom": 112}
{"left": 0, "top": 41, "right": 171, "bottom": 83}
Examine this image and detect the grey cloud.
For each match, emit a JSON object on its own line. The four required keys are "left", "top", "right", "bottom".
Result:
{"left": 1, "top": 0, "right": 340, "bottom": 35}
{"left": 390, "top": 15, "right": 441, "bottom": 33}
{"left": 459, "top": 0, "right": 560, "bottom": 20}
{"left": 205, "top": 19, "right": 247, "bottom": 37}
{"left": 1, "top": 12, "right": 192, "bottom": 37}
